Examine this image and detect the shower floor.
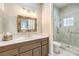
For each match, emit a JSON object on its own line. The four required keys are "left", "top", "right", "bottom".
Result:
{"left": 53, "top": 48, "right": 76, "bottom": 56}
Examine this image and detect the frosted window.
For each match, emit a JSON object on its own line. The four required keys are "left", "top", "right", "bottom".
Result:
{"left": 64, "top": 17, "right": 74, "bottom": 27}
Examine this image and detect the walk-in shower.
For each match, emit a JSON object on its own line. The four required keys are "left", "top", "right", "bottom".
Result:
{"left": 53, "top": 3, "right": 79, "bottom": 56}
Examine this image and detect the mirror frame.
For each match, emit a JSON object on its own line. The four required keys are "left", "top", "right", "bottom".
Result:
{"left": 17, "top": 15, "right": 37, "bottom": 33}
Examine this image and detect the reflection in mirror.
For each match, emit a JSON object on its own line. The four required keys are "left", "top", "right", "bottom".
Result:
{"left": 28, "top": 20, "right": 35, "bottom": 30}
{"left": 21, "top": 19, "right": 28, "bottom": 30}
{"left": 17, "top": 15, "right": 37, "bottom": 33}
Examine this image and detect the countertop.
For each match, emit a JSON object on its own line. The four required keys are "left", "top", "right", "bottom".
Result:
{"left": 0, "top": 34, "right": 49, "bottom": 47}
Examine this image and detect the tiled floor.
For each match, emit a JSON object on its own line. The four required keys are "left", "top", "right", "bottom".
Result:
{"left": 53, "top": 48, "right": 76, "bottom": 56}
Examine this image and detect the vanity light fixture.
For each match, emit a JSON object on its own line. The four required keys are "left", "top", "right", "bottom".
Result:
{"left": 22, "top": 7, "right": 37, "bottom": 18}
{"left": 22, "top": 7, "right": 31, "bottom": 13}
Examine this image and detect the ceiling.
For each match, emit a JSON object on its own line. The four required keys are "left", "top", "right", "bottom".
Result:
{"left": 53, "top": 3, "right": 69, "bottom": 8}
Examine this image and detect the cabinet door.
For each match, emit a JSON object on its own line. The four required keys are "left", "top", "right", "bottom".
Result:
{"left": 20, "top": 42, "right": 41, "bottom": 53}
{"left": 42, "top": 44, "right": 48, "bottom": 56}
{"left": 42, "top": 38, "right": 48, "bottom": 45}
{"left": 33, "top": 47, "right": 41, "bottom": 56}
{"left": 20, "top": 50, "right": 32, "bottom": 56}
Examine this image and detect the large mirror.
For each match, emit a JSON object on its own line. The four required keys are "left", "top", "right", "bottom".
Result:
{"left": 17, "top": 15, "right": 37, "bottom": 33}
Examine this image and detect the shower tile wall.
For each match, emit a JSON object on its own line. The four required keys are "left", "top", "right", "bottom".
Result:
{"left": 54, "top": 4, "right": 79, "bottom": 48}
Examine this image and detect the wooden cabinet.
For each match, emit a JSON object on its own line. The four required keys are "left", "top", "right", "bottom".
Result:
{"left": 20, "top": 42, "right": 41, "bottom": 53}
{"left": 0, "top": 37, "right": 49, "bottom": 56}
{"left": 0, "top": 49, "right": 18, "bottom": 56}
{"left": 20, "top": 50, "right": 32, "bottom": 56}
{"left": 42, "top": 38, "right": 48, "bottom": 45}
{"left": 33, "top": 47, "right": 41, "bottom": 56}
{"left": 42, "top": 45, "right": 48, "bottom": 56}
{"left": 19, "top": 40, "right": 41, "bottom": 56}
{"left": 41, "top": 38, "right": 49, "bottom": 56}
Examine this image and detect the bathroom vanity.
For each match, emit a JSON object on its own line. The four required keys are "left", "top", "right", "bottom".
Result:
{"left": 0, "top": 13, "right": 49, "bottom": 56}
{"left": 0, "top": 35, "right": 49, "bottom": 56}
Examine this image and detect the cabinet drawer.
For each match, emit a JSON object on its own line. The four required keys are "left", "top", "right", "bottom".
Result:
{"left": 0, "top": 49, "right": 18, "bottom": 56}
{"left": 0, "top": 44, "right": 18, "bottom": 52}
{"left": 20, "top": 43, "right": 41, "bottom": 53}
{"left": 20, "top": 50, "right": 32, "bottom": 56}
{"left": 42, "top": 38, "right": 48, "bottom": 45}
{"left": 18, "top": 39, "right": 41, "bottom": 47}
